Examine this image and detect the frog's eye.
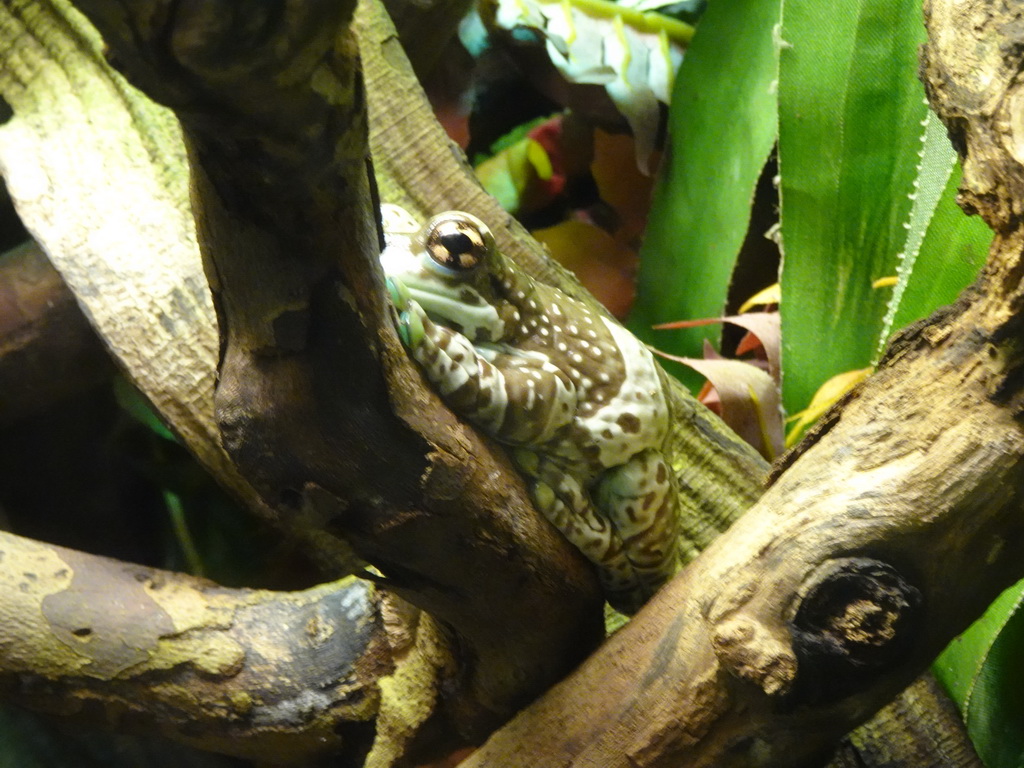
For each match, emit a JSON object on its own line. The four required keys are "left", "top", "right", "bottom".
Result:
{"left": 421, "top": 212, "right": 493, "bottom": 273}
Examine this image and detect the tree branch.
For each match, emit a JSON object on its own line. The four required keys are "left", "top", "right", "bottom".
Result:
{"left": 0, "top": 529, "right": 387, "bottom": 764}
{"left": 830, "top": 675, "right": 982, "bottom": 768}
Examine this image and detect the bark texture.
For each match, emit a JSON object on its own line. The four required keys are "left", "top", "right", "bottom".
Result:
{"left": 830, "top": 675, "right": 983, "bottom": 768}
{"left": 0, "top": 529, "right": 386, "bottom": 764}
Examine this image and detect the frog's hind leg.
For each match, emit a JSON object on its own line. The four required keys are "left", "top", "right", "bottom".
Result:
{"left": 593, "top": 448, "right": 679, "bottom": 604}
{"left": 517, "top": 451, "right": 647, "bottom": 613}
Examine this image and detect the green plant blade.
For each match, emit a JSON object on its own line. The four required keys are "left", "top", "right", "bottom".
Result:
{"left": 777, "top": 0, "right": 928, "bottom": 413}
{"left": 876, "top": 134, "right": 992, "bottom": 353}
{"left": 629, "top": 0, "right": 780, "bottom": 390}
{"left": 935, "top": 579, "right": 1024, "bottom": 768}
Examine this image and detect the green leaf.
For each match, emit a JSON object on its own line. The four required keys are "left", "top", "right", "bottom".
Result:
{"left": 876, "top": 127, "right": 992, "bottom": 351}
{"left": 628, "top": 0, "right": 780, "bottom": 390}
{"left": 777, "top": 0, "right": 928, "bottom": 413}
{"left": 935, "top": 579, "right": 1024, "bottom": 768}
{"left": 113, "top": 374, "right": 177, "bottom": 443}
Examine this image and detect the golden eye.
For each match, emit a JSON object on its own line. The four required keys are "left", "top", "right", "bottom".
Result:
{"left": 421, "top": 212, "right": 493, "bottom": 272}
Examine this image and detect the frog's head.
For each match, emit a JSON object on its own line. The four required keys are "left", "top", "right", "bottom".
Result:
{"left": 380, "top": 208, "right": 528, "bottom": 343}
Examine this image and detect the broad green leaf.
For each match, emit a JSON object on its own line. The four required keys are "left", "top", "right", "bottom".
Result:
{"left": 935, "top": 579, "right": 1024, "bottom": 768}
{"left": 778, "top": 0, "right": 928, "bottom": 413}
{"left": 876, "top": 126, "right": 992, "bottom": 351}
{"left": 629, "top": 0, "right": 780, "bottom": 390}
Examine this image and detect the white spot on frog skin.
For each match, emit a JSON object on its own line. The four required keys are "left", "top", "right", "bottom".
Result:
{"left": 552, "top": 304, "right": 563, "bottom": 316}
{"left": 557, "top": 342, "right": 568, "bottom": 352}
{"left": 411, "top": 286, "right": 504, "bottom": 341}
{"left": 420, "top": 336, "right": 473, "bottom": 396}
{"left": 574, "top": 318, "right": 669, "bottom": 467}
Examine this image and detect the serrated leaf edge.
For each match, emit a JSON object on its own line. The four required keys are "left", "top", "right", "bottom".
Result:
{"left": 875, "top": 106, "right": 957, "bottom": 358}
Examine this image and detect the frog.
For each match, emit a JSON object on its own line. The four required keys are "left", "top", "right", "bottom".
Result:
{"left": 379, "top": 204, "right": 679, "bottom": 613}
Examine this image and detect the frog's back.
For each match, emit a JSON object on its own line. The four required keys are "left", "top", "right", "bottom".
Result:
{"left": 511, "top": 282, "right": 670, "bottom": 479}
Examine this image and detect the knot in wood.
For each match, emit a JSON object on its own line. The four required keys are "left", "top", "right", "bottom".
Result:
{"left": 711, "top": 616, "right": 797, "bottom": 697}
{"left": 786, "top": 558, "right": 922, "bottom": 706}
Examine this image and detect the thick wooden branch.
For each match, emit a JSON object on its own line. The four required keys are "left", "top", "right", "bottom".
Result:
{"left": 829, "top": 675, "right": 982, "bottom": 767}
{"left": 0, "top": 530, "right": 387, "bottom": 764}
{"left": 920, "top": 0, "right": 1024, "bottom": 235}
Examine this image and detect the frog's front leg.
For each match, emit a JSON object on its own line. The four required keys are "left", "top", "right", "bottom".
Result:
{"left": 593, "top": 448, "right": 679, "bottom": 599}
{"left": 393, "top": 291, "right": 578, "bottom": 444}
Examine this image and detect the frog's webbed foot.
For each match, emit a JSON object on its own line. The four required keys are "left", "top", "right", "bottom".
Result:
{"left": 593, "top": 448, "right": 679, "bottom": 600}
{"left": 389, "top": 287, "right": 578, "bottom": 444}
